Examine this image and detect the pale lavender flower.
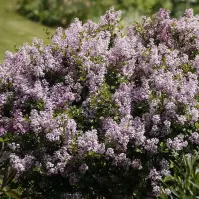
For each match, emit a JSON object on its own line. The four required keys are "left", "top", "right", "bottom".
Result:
{"left": 144, "top": 138, "right": 159, "bottom": 154}
{"left": 184, "top": 8, "right": 194, "bottom": 18}
{"left": 106, "top": 148, "right": 114, "bottom": 158}
{"left": 189, "top": 132, "right": 199, "bottom": 144}
{"left": 79, "top": 163, "right": 89, "bottom": 174}
{"left": 46, "top": 129, "right": 61, "bottom": 142}
{"left": 149, "top": 168, "right": 162, "bottom": 182}
{"left": 131, "top": 159, "right": 142, "bottom": 170}
{"left": 77, "top": 129, "right": 104, "bottom": 154}
{"left": 167, "top": 134, "right": 188, "bottom": 151}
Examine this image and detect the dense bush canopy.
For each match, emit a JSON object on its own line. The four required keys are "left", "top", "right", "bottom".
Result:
{"left": 1, "top": 7, "right": 199, "bottom": 199}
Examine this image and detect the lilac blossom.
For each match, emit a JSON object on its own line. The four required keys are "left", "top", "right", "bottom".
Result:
{"left": 1, "top": 7, "right": 199, "bottom": 198}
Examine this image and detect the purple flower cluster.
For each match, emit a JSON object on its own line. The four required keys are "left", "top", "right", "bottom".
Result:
{"left": 1, "top": 7, "right": 199, "bottom": 198}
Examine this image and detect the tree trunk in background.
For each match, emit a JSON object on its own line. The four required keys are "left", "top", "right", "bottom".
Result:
{"left": 186, "top": 0, "right": 190, "bottom": 8}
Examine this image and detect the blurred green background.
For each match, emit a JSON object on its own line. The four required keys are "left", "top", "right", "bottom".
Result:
{"left": 0, "top": 0, "right": 54, "bottom": 62}
{"left": 0, "top": 0, "right": 199, "bottom": 62}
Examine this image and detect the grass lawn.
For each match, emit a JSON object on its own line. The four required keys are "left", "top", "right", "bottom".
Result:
{"left": 0, "top": 0, "right": 55, "bottom": 62}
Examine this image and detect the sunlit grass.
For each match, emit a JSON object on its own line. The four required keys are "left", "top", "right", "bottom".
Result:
{"left": 0, "top": 0, "right": 55, "bottom": 62}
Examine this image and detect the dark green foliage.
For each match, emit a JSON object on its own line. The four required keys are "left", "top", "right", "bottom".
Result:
{"left": 159, "top": 152, "right": 199, "bottom": 199}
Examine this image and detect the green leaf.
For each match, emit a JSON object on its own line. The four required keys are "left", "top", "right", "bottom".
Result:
{"left": 6, "top": 190, "right": 21, "bottom": 199}
{"left": 2, "top": 170, "right": 17, "bottom": 189}
{"left": 190, "top": 180, "right": 199, "bottom": 190}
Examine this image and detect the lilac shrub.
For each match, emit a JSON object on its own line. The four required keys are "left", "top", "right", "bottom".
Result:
{"left": 1, "top": 7, "right": 199, "bottom": 198}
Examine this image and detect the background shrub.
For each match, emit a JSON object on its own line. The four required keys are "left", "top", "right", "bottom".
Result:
{"left": 16, "top": 0, "right": 172, "bottom": 27}
{"left": 16, "top": 0, "right": 199, "bottom": 28}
